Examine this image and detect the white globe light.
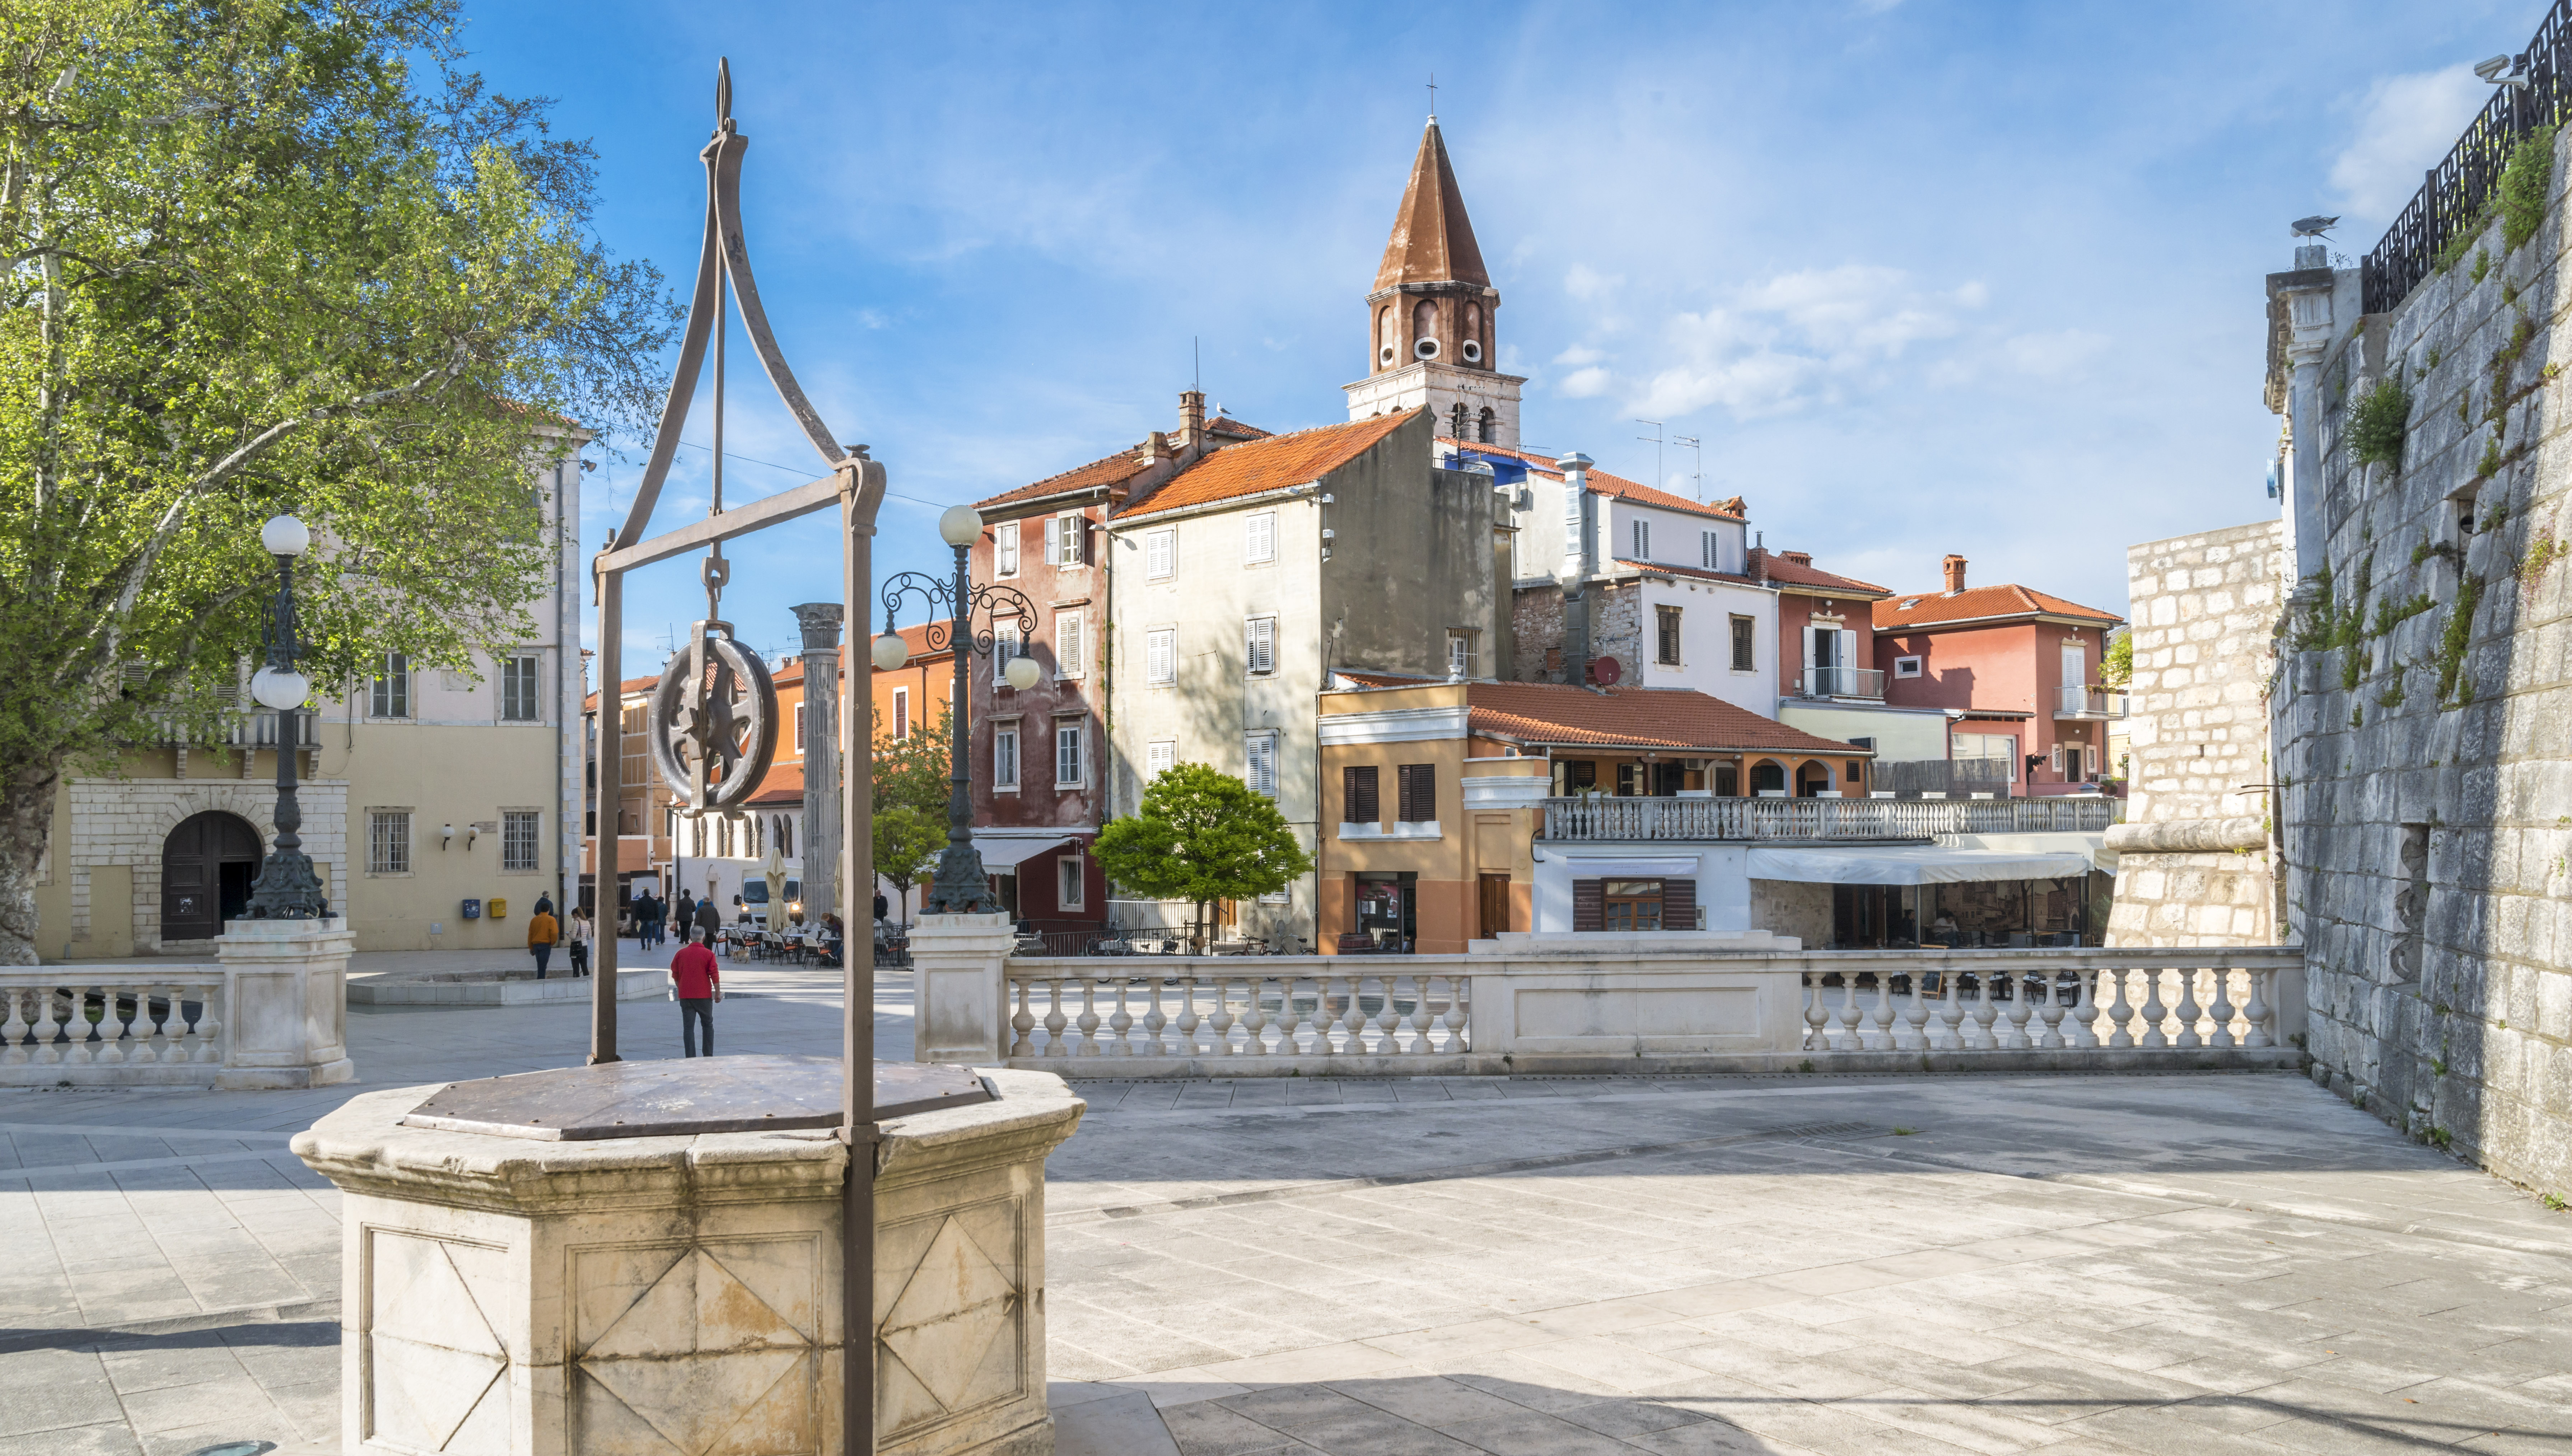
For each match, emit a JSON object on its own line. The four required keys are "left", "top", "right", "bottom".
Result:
{"left": 870, "top": 633, "right": 910, "bottom": 673}
{"left": 1003, "top": 655, "right": 1041, "bottom": 691}
{"left": 249, "top": 667, "right": 311, "bottom": 710}
{"left": 937, "top": 503, "right": 984, "bottom": 547}
{"left": 260, "top": 514, "right": 309, "bottom": 557}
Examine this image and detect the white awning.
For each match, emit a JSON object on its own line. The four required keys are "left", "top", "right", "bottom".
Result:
{"left": 979, "top": 838, "right": 1082, "bottom": 875}
{"left": 1747, "top": 845, "right": 2090, "bottom": 886}
{"left": 1559, "top": 856, "right": 1702, "bottom": 876}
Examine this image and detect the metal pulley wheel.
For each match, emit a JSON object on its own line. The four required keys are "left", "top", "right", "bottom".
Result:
{"left": 648, "top": 630, "right": 780, "bottom": 813}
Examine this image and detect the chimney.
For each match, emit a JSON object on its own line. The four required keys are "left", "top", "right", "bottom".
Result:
{"left": 1178, "top": 390, "right": 1205, "bottom": 451}
{"left": 1942, "top": 554, "right": 1967, "bottom": 594}
{"left": 1138, "top": 430, "right": 1172, "bottom": 465}
{"left": 1556, "top": 453, "right": 1595, "bottom": 687}
{"left": 1749, "top": 539, "right": 1767, "bottom": 586}
{"left": 1780, "top": 549, "right": 1813, "bottom": 568}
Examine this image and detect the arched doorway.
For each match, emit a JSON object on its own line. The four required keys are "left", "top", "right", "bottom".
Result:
{"left": 1795, "top": 761, "right": 1834, "bottom": 797}
{"left": 1749, "top": 759, "right": 1787, "bottom": 795}
{"left": 162, "top": 811, "right": 261, "bottom": 941}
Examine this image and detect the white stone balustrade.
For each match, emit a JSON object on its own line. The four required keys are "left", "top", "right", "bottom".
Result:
{"left": 0, "top": 969, "right": 226, "bottom": 1085}
{"left": 962, "top": 943, "right": 2306, "bottom": 1077}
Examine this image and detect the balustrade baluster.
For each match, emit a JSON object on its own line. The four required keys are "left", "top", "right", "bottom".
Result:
{"left": 2102, "top": 968, "right": 2134, "bottom": 1047}
{"left": 1966, "top": 972, "right": 1999, "bottom": 1048}
{"left": 2207, "top": 967, "right": 2237, "bottom": 1049}
{"left": 1202, "top": 976, "right": 1233, "bottom": 1054}
{"left": 1802, "top": 974, "right": 1829, "bottom": 1050}
{"left": 132, "top": 986, "right": 166, "bottom": 1064}
{"left": 1378, "top": 974, "right": 1407, "bottom": 1053}
{"left": 1070, "top": 979, "right": 1101, "bottom": 1055}
{"left": 1010, "top": 979, "right": 1036, "bottom": 1057}
{"left": 1412, "top": 976, "right": 1439, "bottom": 1053}
{"left": 187, "top": 986, "right": 220, "bottom": 1063}
{"left": 1997, "top": 972, "right": 2032, "bottom": 1050}
{"left": 0, "top": 988, "right": 25, "bottom": 1064}
{"left": 2138, "top": 970, "right": 2169, "bottom": 1048}
{"left": 2035, "top": 974, "right": 2066, "bottom": 1049}
{"left": 2172, "top": 969, "right": 2204, "bottom": 1049}
{"left": 57, "top": 987, "right": 94, "bottom": 1065}
{"left": 2242, "top": 968, "right": 2274, "bottom": 1049}
{"left": 1041, "top": 980, "right": 1070, "bottom": 1055}
{"left": 1929, "top": 970, "right": 1963, "bottom": 1049}
{"left": 1339, "top": 975, "right": 1367, "bottom": 1054}
{"left": 1863, "top": 971, "right": 1895, "bottom": 1051}
{"left": 99, "top": 985, "right": 137, "bottom": 1065}
{"left": 2071, "top": 969, "right": 2101, "bottom": 1049}
{"left": 1166, "top": 975, "right": 1195, "bottom": 1055}
{"left": 1899, "top": 970, "right": 1929, "bottom": 1050}
{"left": 1828, "top": 974, "right": 1861, "bottom": 1051}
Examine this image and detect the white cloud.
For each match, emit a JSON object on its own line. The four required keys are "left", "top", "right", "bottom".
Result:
{"left": 2001, "top": 328, "right": 2113, "bottom": 378}
{"left": 1559, "top": 366, "right": 1614, "bottom": 398}
{"left": 1565, "top": 263, "right": 1623, "bottom": 301}
{"left": 2332, "top": 66, "right": 2486, "bottom": 220}
{"left": 1625, "top": 266, "right": 1982, "bottom": 420}
{"left": 1554, "top": 343, "right": 1606, "bottom": 366}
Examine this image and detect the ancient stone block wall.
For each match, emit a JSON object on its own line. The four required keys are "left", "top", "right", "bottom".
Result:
{"left": 2284, "top": 132, "right": 2572, "bottom": 1199}
{"left": 2106, "top": 520, "right": 2284, "bottom": 946}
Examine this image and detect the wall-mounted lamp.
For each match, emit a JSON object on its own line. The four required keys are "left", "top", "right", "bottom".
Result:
{"left": 441, "top": 824, "right": 456, "bottom": 850}
{"left": 465, "top": 824, "right": 481, "bottom": 851}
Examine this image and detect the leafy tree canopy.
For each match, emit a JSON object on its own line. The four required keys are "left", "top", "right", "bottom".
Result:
{"left": 1093, "top": 763, "right": 1312, "bottom": 942}
{"left": 870, "top": 703, "right": 949, "bottom": 900}
{"left": 0, "top": 0, "right": 676, "bottom": 959}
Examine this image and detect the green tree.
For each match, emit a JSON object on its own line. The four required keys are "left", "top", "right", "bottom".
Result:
{"left": 2099, "top": 629, "right": 2132, "bottom": 689}
{"left": 869, "top": 704, "right": 951, "bottom": 911}
{"left": 0, "top": 1, "right": 674, "bottom": 960}
{"left": 1093, "top": 763, "right": 1313, "bottom": 951}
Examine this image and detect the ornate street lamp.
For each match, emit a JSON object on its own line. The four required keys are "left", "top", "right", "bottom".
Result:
{"left": 243, "top": 514, "right": 330, "bottom": 918}
{"left": 874, "top": 503, "right": 1040, "bottom": 914}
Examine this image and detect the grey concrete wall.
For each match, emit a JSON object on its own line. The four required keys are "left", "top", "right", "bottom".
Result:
{"left": 1324, "top": 412, "right": 1503, "bottom": 683}
{"left": 2106, "top": 520, "right": 2285, "bottom": 946}
{"left": 2281, "top": 129, "right": 2572, "bottom": 1200}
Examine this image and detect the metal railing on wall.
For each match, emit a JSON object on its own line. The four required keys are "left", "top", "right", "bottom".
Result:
{"left": 2365, "top": 0, "right": 2572, "bottom": 314}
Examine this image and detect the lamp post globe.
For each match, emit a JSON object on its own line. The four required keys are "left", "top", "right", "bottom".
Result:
{"left": 260, "top": 514, "right": 310, "bottom": 557}
{"left": 937, "top": 503, "right": 982, "bottom": 548}
{"left": 1003, "top": 655, "right": 1041, "bottom": 692}
{"left": 870, "top": 632, "right": 910, "bottom": 673}
{"left": 249, "top": 666, "right": 311, "bottom": 711}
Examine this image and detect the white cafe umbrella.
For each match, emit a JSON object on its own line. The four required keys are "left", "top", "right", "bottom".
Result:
{"left": 763, "top": 846, "right": 789, "bottom": 925}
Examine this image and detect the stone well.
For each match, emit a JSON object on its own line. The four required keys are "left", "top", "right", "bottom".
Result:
{"left": 292, "top": 1058, "right": 1083, "bottom": 1456}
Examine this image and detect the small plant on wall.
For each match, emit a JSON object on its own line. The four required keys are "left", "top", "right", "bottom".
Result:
{"left": 2349, "top": 377, "right": 2411, "bottom": 469}
{"left": 2503, "top": 125, "right": 2559, "bottom": 251}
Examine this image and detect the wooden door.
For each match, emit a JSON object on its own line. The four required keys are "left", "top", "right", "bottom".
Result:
{"left": 1477, "top": 874, "right": 1512, "bottom": 939}
{"left": 160, "top": 811, "right": 261, "bottom": 941}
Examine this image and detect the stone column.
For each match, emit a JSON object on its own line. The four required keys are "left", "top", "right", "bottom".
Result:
{"left": 910, "top": 913, "right": 1015, "bottom": 1063}
{"left": 793, "top": 603, "right": 845, "bottom": 923}
{"left": 214, "top": 916, "right": 356, "bottom": 1089}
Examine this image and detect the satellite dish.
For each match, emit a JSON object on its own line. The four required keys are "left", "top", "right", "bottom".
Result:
{"left": 1589, "top": 657, "right": 1622, "bottom": 686}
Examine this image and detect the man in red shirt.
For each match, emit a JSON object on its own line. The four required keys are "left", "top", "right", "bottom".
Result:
{"left": 670, "top": 928, "right": 722, "bottom": 1057}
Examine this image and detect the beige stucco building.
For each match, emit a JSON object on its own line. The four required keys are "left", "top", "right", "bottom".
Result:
{"left": 29, "top": 450, "right": 588, "bottom": 959}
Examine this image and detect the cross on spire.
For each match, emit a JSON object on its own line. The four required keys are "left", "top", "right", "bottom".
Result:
{"left": 1427, "top": 72, "right": 1437, "bottom": 120}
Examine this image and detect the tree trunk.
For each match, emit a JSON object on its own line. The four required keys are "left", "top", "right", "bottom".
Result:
{"left": 0, "top": 759, "right": 64, "bottom": 966}
{"left": 1192, "top": 899, "right": 1210, "bottom": 956}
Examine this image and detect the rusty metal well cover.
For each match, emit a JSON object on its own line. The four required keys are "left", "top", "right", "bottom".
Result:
{"left": 400, "top": 1055, "right": 990, "bottom": 1140}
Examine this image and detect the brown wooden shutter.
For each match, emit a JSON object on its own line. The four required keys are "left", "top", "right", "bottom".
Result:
{"left": 1573, "top": 879, "right": 1604, "bottom": 932}
{"left": 1661, "top": 878, "right": 1697, "bottom": 932}
{"left": 1344, "top": 765, "right": 1379, "bottom": 824}
{"left": 1397, "top": 763, "right": 1435, "bottom": 822}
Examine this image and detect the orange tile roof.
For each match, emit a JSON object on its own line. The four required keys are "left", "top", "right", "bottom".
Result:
{"left": 1873, "top": 583, "right": 2123, "bottom": 630}
{"left": 1120, "top": 410, "right": 1421, "bottom": 520}
{"left": 1208, "top": 416, "right": 1270, "bottom": 439}
{"left": 1609, "top": 558, "right": 1762, "bottom": 588}
{"left": 865, "top": 619, "right": 954, "bottom": 671}
{"left": 744, "top": 758, "right": 806, "bottom": 808}
{"left": 1465, "top": 683, "right": 1874, "bottom": 756}
{"left": 1442, "top": 440, "right": 1744, "bottom": 524}
{"left": 975, "top": 448, "right": 1149, "bottom": 512}
{"left": 1754, "top": 552, "right": 1890, "bottom": 597}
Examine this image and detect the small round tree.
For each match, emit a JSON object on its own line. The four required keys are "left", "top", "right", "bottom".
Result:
{"left": 1093, "top": 763, "right": 1313, "bottom": 952}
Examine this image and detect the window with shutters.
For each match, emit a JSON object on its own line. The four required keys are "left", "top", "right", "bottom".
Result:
{"left": 500, "top": 655, "right": 541, "bottom": 721}
{"left": 993, "top": 724, "right": 1019, "bottom": 790}
{"left": 1702, "top": 530, "right": 1722, "bottom": 571}
{"left": 1661, "top": 877, "right": 1698, "bottom": 931}
{"left": 1603, "top": 877, "right": 1664, "bottom": 931}
{"left": 1055, "top": 720, "right": 1085, "bottom": 787}
{"left": 1244, "top": 511, "right": 1275, "bottom": 565}
{"left": 1056, "top": 611, "right": 1085, "bottom": 678}
{"left": 1730, "top": 616, "right": 1755, "bottom": 672}
{"left": 1655, "top": 605, "right": 1681, "bottom": 666}
{"left": 1343, "top": 765, "right": 1380, "bottom": 825}
{"left": 1047, "top": 513, "right": 1085, "bottom": 566}
{"left": 1446, "top": 631, "right": 1474, "bottom": 679}
{"left": 1057, "top": 856, "right": 1085, "bottom": 910}
{"left": 1146, "top": 528, "right": 1176, "bottom": 579}
{"left": 502, "top": 810, "right": 541, "bottom": 872}
{"left": 892, "top": 688, "right": 910, "bottom": 740}
{"left": 794, "top": 703, "right": 806, "bottom": 753}
{"left": 996, "top": 520, "right": 1019, "bottom": 576}
{"left": 1244, "top": 616, "right": 1276, "bottom": 676}
{"left": 1633, "top": 519, "right": 1650, "bottom": 559}
{"left": 1146, "top": 740, "right": 1175, "bottom": 781}
{"left": 1573, "top": 878, "right": 1604, "bottom": 932}
{"left": 994, "top": 624, "right": 1022, "bottom": 685}
{"left": 370, "top": 652, "right": 411, "bottom": 718}
{"left": 1396, "top": 763, "right": 1435, "bottom": 822}
{"left": 1146, "top": 627, "right": 1176, "bottom": 685}
{"left": 1246, "top": 732, "right": 1279, "bottom": 798}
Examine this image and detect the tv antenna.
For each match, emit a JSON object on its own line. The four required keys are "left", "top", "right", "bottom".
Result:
{"left": 1635, "top": 420, "right": 1664, "bottom": 490}
{"left": 1673, "top": 434, "right": 1702, "bottom": 500}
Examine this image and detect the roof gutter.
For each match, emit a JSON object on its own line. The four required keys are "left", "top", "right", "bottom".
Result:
{"left": 1875, "top": 610, "right": 2123, "bottom": 632}
{"left": 1107, "top": 479, "right": 1319, "bottom": 530}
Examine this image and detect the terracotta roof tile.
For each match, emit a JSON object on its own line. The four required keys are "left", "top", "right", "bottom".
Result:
{"left": 1464, "top": 683, "right": 1874, "bottom": 756}
{"left": 743, "top": 758, "right": 806, "bottom": 808}
{"left": 1609, "top": 558, "right": 1762, "bottom": 587}
{"left": 1754, "top": 552, "right": 1891, "bottom": 597}
{"left": 1120, "top": 411, "right": 1421, "bottom": 520}
{"left": 1873, "top": 583, "right": 2123, "bottom": 630}
{"left": 974, "top": 448, "right": 1149, "bottom": 512}
{"left": 1442, "top": 440, "right": 1745, "bottom": 524}
{"left": 1208, "top": 416, "right": 1270, "bottom": 439}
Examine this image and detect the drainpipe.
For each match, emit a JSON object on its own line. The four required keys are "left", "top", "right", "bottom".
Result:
{"left": 1557, "top": 453, "right": 1594, "bottom": 686}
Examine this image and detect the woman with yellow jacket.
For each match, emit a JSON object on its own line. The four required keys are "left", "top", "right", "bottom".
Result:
{"left": 527, "top": 895, "right": 560, "bottom": 979}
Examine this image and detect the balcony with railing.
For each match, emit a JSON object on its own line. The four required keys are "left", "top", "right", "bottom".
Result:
{"left": 1794, "top": 666, "right": 1885, "bottom": 700}
{"left": 140, "top": 707, "right": 320, "bottom": 749}
{"left": 1541, "top": 794, "right": 2117, "bottom": 841}
{"left": 2054, "top": 687, "right": 2128, "bottom": 718}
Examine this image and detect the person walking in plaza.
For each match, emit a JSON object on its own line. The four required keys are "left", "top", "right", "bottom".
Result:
{"left": 527, "top": 896, "right": 560, "bottom": 979}
{"left": 566, "top": 905, "right": 592, "bottom": 978}
{"left": 675, "top": 889, "right": 697, "bottom": 941}
{"left": 627, "top": 888, "right": 651, "bottom": 949}
{"left": 671, "top": 926, "right": 721, "bottom": 1056}
{"left": 693, "top": 893, "right": 723, "bottom": 951}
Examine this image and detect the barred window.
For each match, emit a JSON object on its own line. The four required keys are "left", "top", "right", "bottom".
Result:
{"left": 502, "top": 811, "right": 540, "bottom": 872}
{"left": 370, "top": 652, "right": 410, "bottom": 718}
{"left": 369, "top": 810, "right": 411, "bottom": 874}
{"left": 500, "top": 654, "right": 541, "bottom": 721}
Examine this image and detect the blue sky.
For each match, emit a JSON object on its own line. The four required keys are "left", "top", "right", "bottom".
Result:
{"left": 452, "top": 0, "right": 2543, "bottom": 677}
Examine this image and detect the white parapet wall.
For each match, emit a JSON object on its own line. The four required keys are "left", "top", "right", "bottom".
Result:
{"left": 960, "top": 940, "right": 2308, "bottom": 1077}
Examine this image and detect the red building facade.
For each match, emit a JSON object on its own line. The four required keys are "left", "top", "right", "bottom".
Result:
{"left": 1872, "top": 555, "right": 2125, "bottom": 796}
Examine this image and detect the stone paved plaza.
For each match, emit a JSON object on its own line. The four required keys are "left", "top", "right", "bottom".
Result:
{"left": 1, "top": 949, "right": 2567, "bottom": 1455}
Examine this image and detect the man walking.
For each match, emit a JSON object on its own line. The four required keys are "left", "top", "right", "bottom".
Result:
{"left": 675, "top": 889, "right": 697, "bottom": 942}
{"left": 693, "top": 893, "right": 723, "bottom": 950}
{"left": 671, "top": 926, "right": 721, "bottom": 1057}
{"left": 527, "top": 896, "right": 560, "bottom": 979}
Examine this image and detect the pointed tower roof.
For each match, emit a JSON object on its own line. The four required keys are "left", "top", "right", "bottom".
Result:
{"left": 1372, "top": 120, "right": 1489, "bottom": 291}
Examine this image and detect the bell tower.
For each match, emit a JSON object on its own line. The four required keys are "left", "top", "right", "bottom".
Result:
{"left": 1343, "top": 117, "right": 1524, "bottom": 448}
